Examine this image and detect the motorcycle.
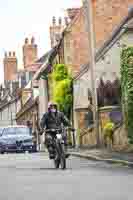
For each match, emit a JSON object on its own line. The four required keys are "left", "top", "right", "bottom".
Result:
{"left": 45, "top": 128, "right": 68, "bottom": 170}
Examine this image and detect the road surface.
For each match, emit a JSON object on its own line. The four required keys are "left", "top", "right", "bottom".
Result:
{"left": 0, "top": 153, "right": 133, "bottom": 200}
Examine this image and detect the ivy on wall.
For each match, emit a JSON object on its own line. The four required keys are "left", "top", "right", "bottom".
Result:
{"left": 51, "top": 64, "right": 72, "bottom": 119}
{"left": 121, "top": 47, "right": 133, "bottom": 143}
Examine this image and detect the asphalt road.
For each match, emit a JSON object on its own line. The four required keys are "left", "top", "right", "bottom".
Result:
{"left": 0, "top": 153, "right": 133, "bottom": 200}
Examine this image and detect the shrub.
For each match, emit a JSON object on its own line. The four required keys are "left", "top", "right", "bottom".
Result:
{"left": 103, "top": 122, "right": 115, "bottom": 141}
{"left": 51, "top": 64, "right": 72, "bottom": 119}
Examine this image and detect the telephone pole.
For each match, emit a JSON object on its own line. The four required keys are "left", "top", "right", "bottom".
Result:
{"left": 82, "top": 0, "right": 100, "bottom": 146}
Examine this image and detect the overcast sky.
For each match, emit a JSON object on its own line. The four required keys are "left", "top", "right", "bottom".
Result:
{"left": 0, "top": 0, "right": 82, "bottom": 83}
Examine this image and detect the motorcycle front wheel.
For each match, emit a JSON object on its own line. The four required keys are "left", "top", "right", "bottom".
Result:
{"left": 54, "top": 148, "right": 60, "bottom": 169}
{"left": 59, "top": 143, "right": 66, "bottom": 170}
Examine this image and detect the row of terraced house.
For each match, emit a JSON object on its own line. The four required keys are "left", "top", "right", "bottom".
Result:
{"left": 0, "top": 0, "right": 133, "bottom": 150}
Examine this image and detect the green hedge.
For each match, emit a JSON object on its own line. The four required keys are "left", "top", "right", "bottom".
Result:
{"left": 121, "top": 47, "right": 133, "bottom": 143}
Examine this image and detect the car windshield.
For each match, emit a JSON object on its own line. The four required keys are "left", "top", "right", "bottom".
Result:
{"left": 3, "top": 127, "right": 30, "bottom": 136}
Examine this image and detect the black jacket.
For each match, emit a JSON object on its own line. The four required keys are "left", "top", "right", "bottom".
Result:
{"left": 40, "top": 111, "right": 70, "bottom": 130}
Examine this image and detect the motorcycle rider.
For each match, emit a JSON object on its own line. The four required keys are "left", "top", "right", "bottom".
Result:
{"left": 40, "top": 102, "right": 72, "bottom": 159}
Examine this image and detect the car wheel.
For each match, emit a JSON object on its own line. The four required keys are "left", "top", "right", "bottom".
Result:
{"left": 1, "top": 151, "right": 4, "bottom": 154}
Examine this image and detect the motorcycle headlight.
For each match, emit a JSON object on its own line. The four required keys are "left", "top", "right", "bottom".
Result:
{"left": 56, "top": 134, "right": 62, "bottom": 140}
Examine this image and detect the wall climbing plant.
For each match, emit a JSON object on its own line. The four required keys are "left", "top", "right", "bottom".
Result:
{"left": 121, "top": 47, "right": 133, "bottom": 144}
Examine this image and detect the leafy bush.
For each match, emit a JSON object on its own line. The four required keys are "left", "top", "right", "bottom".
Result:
{"left": 103, "top": 122, "right": 115, "bottom": 141}
{"left": 51, "top": 64, "right": 72, "bottom": 119}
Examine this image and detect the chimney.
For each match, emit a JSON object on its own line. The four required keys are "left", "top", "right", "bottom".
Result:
{"left": 23, "top": 36, "right": 38, "bottom": 68}
{"left": 25, "top": 38, "right": 29, "bottom": 44}
{"left": 50, "top": 16, "right": 64, "bottom": 48}
{"left": 4, "top": 51, "right": 17, "bottom": 81}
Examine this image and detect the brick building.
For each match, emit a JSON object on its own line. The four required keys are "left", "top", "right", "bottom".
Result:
{"left": 3, "top": 51, "right": 17, "bottom": 81}
{"left": 49, "top": 0, "right": 133, "bottom": 76}
{"left": 23, "top": 37, "right": 38, "bottom": 69}
{"left": 92, "top": 0, "right": 133, "bottom": 48}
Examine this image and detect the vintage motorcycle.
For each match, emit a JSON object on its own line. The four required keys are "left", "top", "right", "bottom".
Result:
{"left": 45, "top": 128, "right": 68, "bottom": 170}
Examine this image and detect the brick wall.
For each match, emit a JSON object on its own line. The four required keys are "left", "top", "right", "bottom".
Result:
{"left": 64, "top": 0, "right": 133, "bottom": 75}
{"left": 4, "top": 52, "right": 17, "bottom": 81}
{"left": 23, "top": 37, "right": 38, "bottom": 68}
{"left": 93, "top": 0, "right": 133, "bottom": 47}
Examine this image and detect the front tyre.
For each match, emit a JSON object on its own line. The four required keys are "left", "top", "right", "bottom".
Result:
{"left": 54, "top": 148, "right": 60, "bottom": 169}
{"left": 60, "top": 143, "right": 66, "bottom": 170}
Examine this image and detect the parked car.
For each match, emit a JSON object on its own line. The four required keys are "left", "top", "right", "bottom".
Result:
{"left": 0, "top": 126, "right": 37, "bottom": 154}
{"left": 0, "top": 127, "right": 4, "bottom": 136}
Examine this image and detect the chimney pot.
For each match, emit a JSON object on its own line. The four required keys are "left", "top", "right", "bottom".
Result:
{"left": 52, "top": 16, "right": 56, "bottom": 25}
{"left": 59, "top": 17, "right": 62, "bottom": 25}
{"left": 13, "top": 51, "right": 15, "bottom": 57}
{"left": 31, "top": 36, "right": 35, "bottom": 44}
{"left": 9, "top": 52, "right": 12, "bottom": 57}
{"left": 5, "top": 52, "right": 7, "bottom": 57}
{"left": 25, "top": 38, "right": 29, "bottom": 44}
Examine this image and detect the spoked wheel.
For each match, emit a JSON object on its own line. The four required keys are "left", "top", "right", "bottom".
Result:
{"left": 54, "top": 149, "right": 60, "bottom": 169}
{"left": 59, "top": 143, "right": 66, "bottom": 170}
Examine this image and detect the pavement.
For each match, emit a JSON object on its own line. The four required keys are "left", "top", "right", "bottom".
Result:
{"left": 69, "top": 148, "right": 133, "bottom": 168}
{"left": 0, "top": 153, "right": 133, "bottom": 200}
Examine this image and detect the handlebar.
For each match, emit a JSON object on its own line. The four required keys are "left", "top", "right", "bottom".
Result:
{"left": 44, "top": 127, "right": 75, "bottom": 133}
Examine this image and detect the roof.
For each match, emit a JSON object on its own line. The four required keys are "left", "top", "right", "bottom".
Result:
{"left": 25, "top": 63, "right": 41, "bottom": 72}
{"left": 63, "top": 7, "right": 82, "bottom": 36}
{"left": 0, "top": 96, "right": 19, "bottom": 111}
{"left": 16, "top": 97, "right": 38, "bottom": 119}
{"left": 36, "top": 48, "right": 56, "bottom": 63}
{"left": 33, "top": 45, "right": 60, "bottom": 80}
{"left": 74, "top": 7, "right": 133, "bottom": 80}
{"left": 32, "top": 8, "right": 82, "bottom": 81}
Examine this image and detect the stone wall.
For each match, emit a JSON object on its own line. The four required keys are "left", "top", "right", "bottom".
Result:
{"left": 75, "top": 110, "right": 97, "bottom": 147}
{"left": 75, "top": 106, "right": 128, "bottom": 149}
{"left": 99, "top": 106, "right": 128, "bottom": 149}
